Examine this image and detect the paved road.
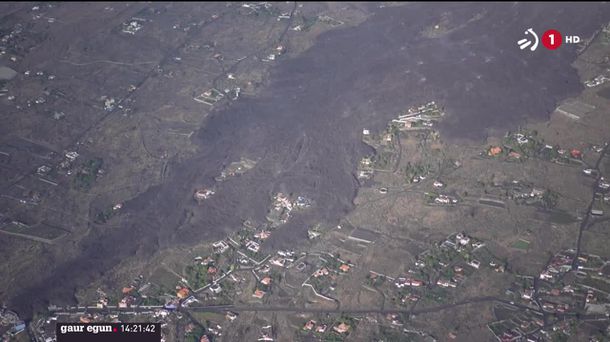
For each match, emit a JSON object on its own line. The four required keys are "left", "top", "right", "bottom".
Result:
{"left": 573, "top": 142, "right": 609, "bottom": 270}
{"left": 49, "top": 295, "right": 532, "bottom": 316}
{"left": 186, "top": 295, "right": 540, "bottom": 316}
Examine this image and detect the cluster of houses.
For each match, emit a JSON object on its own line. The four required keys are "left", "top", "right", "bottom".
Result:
{"left": 432, "top": 193, "right": 458, "bottom": 205}
{"left": 214, "top": 158, "right": 257, "bottom": 182}
{"left": 193, "top": 188, "right": 215, "bottom": 203}
{"left": 584, "top": 74, "right": 609, "bottom": 88}
{"left": 194, "top": 88, "right": 224, "bottom": 106}
{"left": 121, "top": 18, "right": 144, "bottom": 35}
{"left": 487, "top": 310, "right": 545, "bottom": 342}
{"left": 539, "top": 251, "right": 610, "bottom": 310}
{"left": 508, "top": 183, "right": 546, "bottom": 201}
{"left": 266, "top": 192, "right": 312, "bottom": 227}
{"left": 262, "top": 44, "right": 286, "bottom": 62}
{"left": 505, "top": 181, "right": 558, "bottom": 208}
{"left": 390, "top": 101, "right": 444, "bottom": 130}
{"left": 394, "top": 277, "right": 424, "bottom": 289}
{"left": 358, "top": 101, "right": 445, "bottom": 183}
{"left": 302, "top": 319, "right": 351, "bottom": 336}
{"left": 302, "top": 255, "right": 353, "bottom": 299}
{"left": 394, "top": 233, "right": 493, "bottom": 301}
{"left": 0, "top": 308, "right": 24, "bottom": 339}
{"left": 486, "top": 131, "right": 586, "bottom": 166}
{"left": 269, "top": 250, "right": 297, "bottom": 268}
{"left": 252, "top": 269, "right": 273, "bottom": 300}
{"left": 268, "top": 192, "right": 293, "bottom": 225}
{"left": 357, "top": 156, "right": 374, "bottom": 180}
{"left": 101, "top": 281, "right": 140, "bottom": 309}
{"left": 538, "top": 250, "right": 575, "bottom": 282}
{"left": 257, "top": 324, "right": 274, "bottom": 341}
{"left": 598, "top": 176, "right": 610, "bottom": 190}
{"left": 492, "top": 252, "right": 610, "bottom": 341}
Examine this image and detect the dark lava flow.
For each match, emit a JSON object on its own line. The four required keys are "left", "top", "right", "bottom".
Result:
{"left": 11, "top": 3, "right": 610, "bottom": 317}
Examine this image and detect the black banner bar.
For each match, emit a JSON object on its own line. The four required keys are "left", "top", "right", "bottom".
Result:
{"left": 56, "top": 323, "right": 161, "bottom": 342}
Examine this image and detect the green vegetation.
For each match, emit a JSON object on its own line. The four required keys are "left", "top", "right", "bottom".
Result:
{"left": 75, "top": 158, "right": 103, "bottom": 190}
{"left": 375, "top": 327, "right": 407, "bottom": 341}
{"left": 424, "top": 287, "right": 448, "bottom": 303}
{"left": 140, "top": 296, "right": 163, "bottom": 306}
{"left": 365, "top": 274, "right": 385, "bottom": 287}
{"left": 260, "top": 6, "right": 280, "bottom": 17}
{"left": 191, "top": 312, "right": 224, "bottom": 324}
{"left": 323, "top": 334, "right": 345, "bottom": 342}
{"left": 511, "top": 239, "right": 530, "bottom": 250}
{"left": 184, "top": 326, "right": 205, "bottom": 342}
{"left": 541, "top": 190, "right": 559, "bottom": 209}
{"left": 404, "top": 161, "right": 431, "bottom": 183}
{"left": 300, "top": 15, "right": 318, "bottom": 31}
{"left": 373, "top": 151, "right": 396, "bottom": 170}
{"left": 185, "top": 264, "right": 209, "bottom": 289}
{"left": 551, "top": 331, "right": 569, "bottom": 342}
{"left": 95, "top": 206, "right": 115, "bottom": 224}
{"left": 325, "top": 256, "right": 343, "bottom": 270}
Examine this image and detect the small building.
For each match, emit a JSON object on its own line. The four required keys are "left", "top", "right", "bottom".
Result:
{"left": 303, "top": 320, "right": 316, "bottom": 331}
{"left": 255, "top": 231, "right": 271, "bottom": 240}
{"left": 339, "top": 264, "right": 350, "bottom": 272}
{"left": 194, "top": 188, "right": 215, "bottom": 202}
{"left": 226, "top": 311, "right": 238, "bottom": 321}
{"left": 395, "top": 277, "right": 423, "bottom": 288}
{"left": 177, "top": 287, "right": 190, "bottom": 299}
{"left": 183, "top": 296, "right": 198, "bottom": 306}
{"left": 508, "top": 151, "right": 521, "bottom": 159}
{"left": 252, "top": 289, "right": 266, "bottom": 299}
{"left": 437, "top": 279, "right": 452, "bottom": 288}
{"left": 308, "top": 229, "right": 321, "bottom": 239}
{"left": 260, "top": 276, "right": 272, "bottom": 285}
{"left": 210, "top": 283, "right": 222, "bottom": 294}
{"left": 313, "top": 267, "right": 329, "bottom": 278}
{"left": 10, "top": 322, "right": 26, "bottom": 335}
{"left": 213, "top": 240, "right": 230, "bottom": 254}
{"left": 269, "top": 256, "right": 286, "bottom": 267}
{"left": 488, "top": 146, "right": 502, "bottom": 156}
{"left": 348, "top": 228, "right": 380, "bottom": 244}
{"left": 570, "top": 149, "right": 583, "bottom": 159}
{"left": 435, "top": 195, "right": 451, "bottom": 204}
{"left": 333, "top": 323, "right": 350, "bottom": 334}
{"left": 539, "top": 271, "right": 553, "bottom": 280}
{"left": 456, "top": 233, "right": 470, "bottom": 246}
{"left": 246, "top": 240, "right": 260, "bottom": 253}
{"left": 467, "top": 260, "right": 481, "bottom": 269}
{"left": 409, "top": 279, "right": 424, "bottom": 287}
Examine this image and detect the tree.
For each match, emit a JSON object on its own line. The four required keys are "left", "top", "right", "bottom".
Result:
{"left": 542, "top": 190, "right": 559, "bottom": 209}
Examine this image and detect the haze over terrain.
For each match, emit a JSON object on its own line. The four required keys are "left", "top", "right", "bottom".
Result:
{"left": 1, "top": 2, "right": 609, "bottom": 319}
